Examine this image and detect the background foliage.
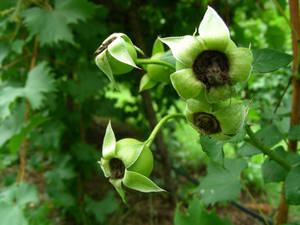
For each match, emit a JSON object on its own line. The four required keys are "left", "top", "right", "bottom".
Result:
{"left": 0, "top": 0, "right": 299, "bottom": 225}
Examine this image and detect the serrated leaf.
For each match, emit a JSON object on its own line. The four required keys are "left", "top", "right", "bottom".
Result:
{"left": 288, "top": 125, "right": 300, "bottom": 141}
{"left": 252, "top": 49, "right": 293, "bottom": 73}
{"left": 174, "top": 197, "right": 233, "bottom": 225}
{"left": 139, "top": 74, "right": 157, "bottom": 92}
{"left": 24, "top": 62, "right": 56, "bottom": 109}
{"left": 23, "top": 0, "right": 96, "bottom": 45}
{"left": 262, "top": 147, "right": 288, "bottom": 183}
{"left": 197, "top": 159, "right": 247, "bottom": 205}
{"left": 0, "top": 86, "right": 23, "bottom": 118}
{"left": 8, "top": 114, "right": 49, "bottom": 154}
{"left": 0, "top": 103, "right": 26, "bottom": 147}
{"left": 0, "top": 202, "right": 28, "bottom": 225}
{"left": 23, "top": 7, "right": 74, "bottom": 45}
{"left": 85, "top": 191, "right": 118, "bottom": 223}
{"left": 200, "top": 136, "right": 224, "bottom": 163}
{"left": 237, "top": 142, "right": 261, "bottom": 157}
{"left": 285, "top": 165, "right": 300, "bottom": 205}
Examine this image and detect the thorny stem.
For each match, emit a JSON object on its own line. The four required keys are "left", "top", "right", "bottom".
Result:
{"left": 136, "top": 58, "right": 176, "bottom": 70}
{"left": 145, "top": 113, "right": 185, "bottom": 147}
{"left": 245, "top": 125, "right": 292, "bottom": 171}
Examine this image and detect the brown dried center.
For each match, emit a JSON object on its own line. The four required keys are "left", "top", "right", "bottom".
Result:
{"left": 109, "top": 158, "right": 125, "bottom": 179}
{"left": 94, "top": 37, "right": 117, "bottom": 56}
{"left": 192, "top": 50, "right": 230, "bottom": 90}
{"left": 194, "top": 112, "right": 221, "bottom": 135}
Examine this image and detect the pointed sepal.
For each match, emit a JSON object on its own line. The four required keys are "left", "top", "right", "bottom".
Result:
{"left": 139, "top": 74, "right": 157, "bottom": 92}
{"left": 123, "top": 170, "right": 165, "bottom": 193}
{"left": 198, "top": 6, "right": 230, "bottom": 51}
{"left": 102, "top": 121, "right": 116, "bottom": 159}
{"left": 110, "top": 179, "right": 127, "bottom": 203}
{"left": 95, "top": 51, "right": 117, "bottom": 87}
{"left": 152, "top": 38, "right": 165, "bottom": 55}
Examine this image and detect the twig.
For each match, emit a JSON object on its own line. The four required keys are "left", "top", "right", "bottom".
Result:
{"left": 273, "top": 76, "right": 293, "bottom": 114}
{"left": 17, "top": 37, "right": 38, "bottom": 183}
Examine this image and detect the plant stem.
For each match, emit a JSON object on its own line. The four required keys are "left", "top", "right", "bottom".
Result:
{"left": 245, "top": 125, "right": 292, "bottom": 171}
{"left": 145, "top": 113, "right": 185, "bottom": 147}
{"left": 136, "top": 58, "right": 176, "bottom": 70}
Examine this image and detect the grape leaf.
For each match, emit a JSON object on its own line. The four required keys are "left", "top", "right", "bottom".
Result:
{"left": 174, "top": 197, "right": 233, "bottom": 225}
{"left": 0, "top": 103, "right": 26, "bottom": 147}
{"left": 24, "top": 62, "right": 56, "bottom": 108}
{"left": 288, "top": 125, "right": 300, "bottom": 141}
{"left": 0, "top": 202, "right": 28, "bottom": 225}
{"left": 85, "top": 191, "right": 118, "bottom": 223}
{"left": 196, "top": 159, "right": 247, "bottom": 205}
{"left": 200, "top": 136, "right": 224, "bottom": 164}
{"left": 23, "top": 0, "right": 96, "bottom": 45}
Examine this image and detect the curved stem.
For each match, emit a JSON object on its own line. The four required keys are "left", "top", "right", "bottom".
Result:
{"left": 245, "top": 125, "right": 292, "bottom": 171}
{"left": 145, "top": 113, "right": 185, "bottom": 147}
{"left": 136, "top": 58, "right": 176, "bottom": 70}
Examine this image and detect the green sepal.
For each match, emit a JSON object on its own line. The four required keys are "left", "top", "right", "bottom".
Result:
{"left": 95, "top": 51, "right": 117, "bottom": 87}
{"left": 213, "top": 102, "right": 246, "bottom": 139}
{"left": 228, "top": 47, "right": 253, "bottom": 83}
{"left": 147, "top": 53, "right": 173, "bottom": 83}
{"left": 102, "top": 121, "right": 116, "bottom": 159}
{"left": 109, "top": 179, "right": 127, "bottom": 203}
{"left": 99, "top": 158, "right": 111, "bottom": 177}
{"left": 107, "top": 37, "right": 138, "bottom": 70}
{"left": 160, "top": 36, "right": 204, "bottom": 67}
{"left": 139, "top": 74, "right": 157, "bottom": 92}
{"left": 123, "top": 170, "right": 165, "bottom": 193}
{"left": 152, "top": 38, "right": 165, "bottom": 55}
{"left": 170, "top": 68, "right": 204, "bottom": 100}
{"left": 198, "top": 6, "right": 230, "bottom": 51}
{"left": 205, "top": 85, "right": 236, "bottom": 103}
{"left": 116, "top": 142, "right": 145, "bottom": 168}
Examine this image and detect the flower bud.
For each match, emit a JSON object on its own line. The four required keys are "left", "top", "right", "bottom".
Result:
{"left": 185, "top": 94, "right": 247, "bottom": 140}
{"left": 99, "top": 122, "right": 164, "bottom": 203}
{"left": 94, "top": 33, "right": 141, "bottom": 85}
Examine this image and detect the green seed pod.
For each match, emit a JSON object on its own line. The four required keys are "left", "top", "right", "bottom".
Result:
{"left": 185, "top": 95, "right": 247, "bottom": 140}
{"left": 160, "top": 6, "right": 253, "bottom": 102}
{"left": 99, "top": 122, "right": 164, "bottom": 203}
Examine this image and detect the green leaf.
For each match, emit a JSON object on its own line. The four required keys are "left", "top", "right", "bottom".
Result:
{"left": 196, "top": 159, "right": 247, "bottom": 205}
{"left": 23, "top": 0, "right": 96, "bottom": 45}
{"left": 0, "top": 202, "right": 28, "bottom": 225}
{"left": 152, "top": 38, "right": 164, "bottom": 55}
{"left": 262, "top": 147, "right": 288, "bottom": 183}
{"left": 0, "top": 103, "right": 26, "bottom": 148}
{"left": 288, "top": 125, "right": 300, "bottom": 141}
{"left": 255, "top": 124, "right": 283, "bottom": 148}
{"left": 285, "top": 165, "right": 300, "bottom": 205}
{"left": 0, "top": 183, "right": 39, "bottom": 208}
{"left": 0, "top": 41, "right": 10, "bottom": 65}
{"left": 139, "top": 74, "right": 157, "bottom": 92}
{"left": 174, "top": 197, "right": 233, "bottom": 225}
{"left": 123, "top": 170, "right": 165, "bottom": 192}
{"left": 200, "top": 136, "right": 224, "bottom": 163}
{"left": 85, "top": 191, "right": 119, "bottom": 222}
{"left": 252, "top": 49, "right": 293, "bottom": 73}
{"left": 8, "top": 114, "right": 49, "bottom": 154}
{"left": 237, "top": 142, "right": 261, "bottom": 157}
{"left": 102, "top": 121, "right": 116, "bottom": 159}
{"left": 24, "top": 62, "right": 56, "bottom": 109}
{"left": 265, "top": 25, "right": 286, "bottom": 49}
{"left": 0, "top": 86, "right": 23, "bottom": 118}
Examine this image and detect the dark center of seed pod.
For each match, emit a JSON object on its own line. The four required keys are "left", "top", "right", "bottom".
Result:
{"left": 94, "top": 37, "right": 117, "bottom": 56}
{"left": 192, "top": 50, "right": 231, "bottom": 90}
{"left": 194, "top": 112, "right": 221, "bottom": 135}
{"left": 109, "top": 158, "right": 125, "bottom": 179}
